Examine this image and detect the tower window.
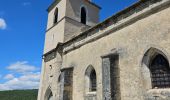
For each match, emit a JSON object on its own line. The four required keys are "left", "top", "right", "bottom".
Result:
{"left": 150, "top": 54, "right": 170, "bottom": 88}
{"left": 54, "top": 8, "right": 58, "bottom": 24}
{"left": 81, "top": 7, "right": 87, "bottom": 24}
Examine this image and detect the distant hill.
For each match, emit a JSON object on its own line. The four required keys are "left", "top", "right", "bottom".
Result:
{"left": 0, "top": 89, "right": 38, "bottom": 100}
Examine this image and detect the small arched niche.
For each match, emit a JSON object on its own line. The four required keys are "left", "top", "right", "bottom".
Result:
{"left": 45, "top": 87, "right": 53, "bottom": 100}
{"left": 85, "top": 65, "right": 97, "bottom": 93}
{"left": 141, "top": 47, "right": 170, "bottom": 90}
{"left": 81, "top": 7, "right": 87, "bottom": 24}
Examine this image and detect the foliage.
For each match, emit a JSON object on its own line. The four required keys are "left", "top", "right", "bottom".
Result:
{"left": 0, "top": 89, "right": 38, "bottom": 100}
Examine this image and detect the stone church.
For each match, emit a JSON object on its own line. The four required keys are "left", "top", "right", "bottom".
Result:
{"left": 38, "top": 0, "right": 170, "bottom": 100}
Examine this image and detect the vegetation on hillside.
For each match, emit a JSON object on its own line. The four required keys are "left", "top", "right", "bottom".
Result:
{"left": 0, "top": 89, "right": 38, "bottom": 100}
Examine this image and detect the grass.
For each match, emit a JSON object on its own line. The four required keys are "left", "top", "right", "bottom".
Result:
{"left": 0, "top": 89, "right": 38, "bottom": 100}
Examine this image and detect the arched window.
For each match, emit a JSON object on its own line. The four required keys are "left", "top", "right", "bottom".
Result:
{"left": 48, "top": 92, "right": 53, "bottom": 100}
{"left": 90, "top": 69, "right": 96, "bottom": 91}
{"left": 81, "top": 7, "right": 87, "bottom": 24}
{"left": 149, "top": 54, "right": 170, "bottom": 88}
{"left": 54, "top": 8, "right": 58, "bottom": 24}
{"left": 85, "top": 65, "right": 97, "bottom": 92}
{"left": 45, "top": 87, "right": 53, "bottom": 100}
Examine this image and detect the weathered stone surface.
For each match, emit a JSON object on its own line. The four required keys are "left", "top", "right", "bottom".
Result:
{"left": 102, "top": 57, "right": 111, "bottom": 100}
{"left": 144, "top": 89, "right": 170, "bottom": 100}
{"left": 38, "top": 0, "right": 170, "bottom": 100}
{"left": 85, "top": 93, "right": 97, "bottom": 100}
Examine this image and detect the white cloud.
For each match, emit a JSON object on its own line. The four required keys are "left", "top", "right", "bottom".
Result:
{"left": 0, "top": 72, "right": 40, "bottom": 91}
{"left": 4, "top": 74, "right": 14, "bottom": 80}
{"left": 0, "top": 61, "right": 41, "bottom": 91}
{"left": 0, "top": 18, "right": 7, "bottom": 30}
{"left": 0, "top": 84, "right": 10, "bottom": 90}
{"left": 22, "top": 2, "right": 31, "bottom": 6}
{"left": 19, "top": 72, "right": 40, "bottom": 81}
{"left": 7, "top": 61, "right": 38, "bottom": 73}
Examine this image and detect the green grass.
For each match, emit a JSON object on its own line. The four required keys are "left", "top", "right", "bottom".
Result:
{"left": 0, "top": 89, "right": 38, "bottom": 100}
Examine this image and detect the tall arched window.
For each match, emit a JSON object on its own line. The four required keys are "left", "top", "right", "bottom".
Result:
{"left": 54, "top": 8, "right": 58, "bottom": 24}
{"left": 90, "top": 69, "right": 96, "bottom": 91}
{"left": 48, "top": 92, "right": 53, "bottom": 100}
{"left": 85, "top": 65, "right": 97, "bottom": 92}
{"left": 45, "top": 87, "right": 53, "bottom": 100}
{"left": 150, "top": 54, "right": 170, "bottom": 88}
{"left": 81, "top": 7, "right": 87, "bottom": 24}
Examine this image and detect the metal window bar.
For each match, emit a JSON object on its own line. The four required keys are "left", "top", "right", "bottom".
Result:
{"left": 150, "top": 54, "right": 170, "bottom": 89}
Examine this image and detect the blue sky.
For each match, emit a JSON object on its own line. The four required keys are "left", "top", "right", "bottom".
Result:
{"left": 0, "top": 0, "right": 137, "bottom": 90}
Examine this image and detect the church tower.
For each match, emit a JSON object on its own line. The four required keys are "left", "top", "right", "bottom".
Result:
{"left": 38, "top": 0, "right": 100, "bottom": 100}
{"left": 44, "top": 0, "right": 100, "bottom": 53}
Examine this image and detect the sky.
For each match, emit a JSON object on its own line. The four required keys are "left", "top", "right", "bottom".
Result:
{"left": 0, "top": 0, "right": 138, "bottom": 91}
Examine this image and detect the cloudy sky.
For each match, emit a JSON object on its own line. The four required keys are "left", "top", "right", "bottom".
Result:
{"left": 0, "top": 0, "right": 137, "bottom": 91}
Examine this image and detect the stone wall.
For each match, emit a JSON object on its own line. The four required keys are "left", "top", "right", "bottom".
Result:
{"left": 61, "top": 1, "right": 170, "bottom": 100}
{"left": 38, "top": 0, "right": 170, "bottom": 100}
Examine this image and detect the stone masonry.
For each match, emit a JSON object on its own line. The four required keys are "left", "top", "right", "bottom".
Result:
{"left": 38, "top": 0, "right": 170, "bottom": 100}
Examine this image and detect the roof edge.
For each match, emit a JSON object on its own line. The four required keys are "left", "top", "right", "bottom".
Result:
{"left": 63, "top": 0, "right": 164, "bottom": 45}
{"left": 47, "top": 0, "right": 101, "bottom": 12}
{"left": 47, "top": 0, "right": 61, "bottom": 12}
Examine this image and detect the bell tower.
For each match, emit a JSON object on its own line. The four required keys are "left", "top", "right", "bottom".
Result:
{"left": 44, "top": 0, "right": 101, "bottom": 53}
{"left": 38, "top": 0, "right": 100, "bottom": 100}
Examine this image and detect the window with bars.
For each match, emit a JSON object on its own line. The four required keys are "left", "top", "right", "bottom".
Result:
{"left": 62, "top": 68, "right": 73, "bottom": 100}
{"left": 64, "top": 70, "right": 73, "bottom": 86}
{"left": 150, "top": 54, "right": 170, "bottom": 88}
